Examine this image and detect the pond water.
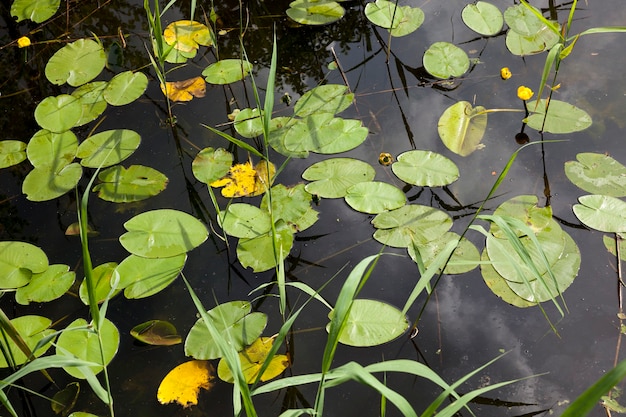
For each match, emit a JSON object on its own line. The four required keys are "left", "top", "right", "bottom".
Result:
{"left": 1, "top": 0, "right": 626, "bottom": 416}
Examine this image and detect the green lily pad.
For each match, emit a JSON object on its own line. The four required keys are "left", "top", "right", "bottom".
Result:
{"left": 202, "top": 59, "right": 253, "bottom": 85}
{"left": 192, "top": 147, "right": 233, "bottom": 184}
{"left": 22, "top": 163, "right": 83, "bottom": 202}
{"left": 283, "top": 114, "right": 368, "bottom": 154}
{"left": 0, "top": 140, "right": 27, "bottom": 168}
{"left": 438, "top": 101, "right": 488, "bottom": 157}
{"left": 56, "top": 317, "right": 119, "bottom": 379}
{"left": 115, "top": 254, "right": 186, "bottom": 299}
{"left": 303, "top": 157, "right": 376, "bottom": 198}
{"left": 294, "top": 84, "right": 354, "bottom": 117}
{"left": 409, "top": 232, "right": 480, "bottom": 275}
{"left": 237, "top": 221, "right": 294, "bottom": 272}
{"left": 491, "top": 195, "right": 552, "bottom": 237}
{"left": 45, "top": 39, "right": 105, "bottom": 86}
{"left": 345, "top": 181, "right": 405, "bottom": 214}
{"left": 119, "top": 209, "right": 208, "bottom": 258}
{"left": 423, "top": 42, "right": 469, "bottom": 79}
{"left": 364, "top": 0, "right": 424, "bottom": 37}
{"left": 15, "top": 264, "right": 75, "bottom": 305}
{"left": 525, "top": 99, "right": 592, "bottom": 134}
{"left": 481, "top": 249, "right": 537, "bottom": 308}
{"left": 0, "top": 315, "right": 55, "bottom": 367}
{"left": 268, "top": 117, "right": 308, "bottom": 158}
{"left": 328, "top": 299, "right": 408, "bottom": 347}
{"left": 103, "top": 71, "right": 148, "bottom": 106}
{"left": 184, "top": 301, "right": 267, "bottom": 360}
{"left": 130, "top": 320, "right": 182, "bottom": 346}
{"left": 218, "top": 203, "right": 272, "bottom": 239}
{"left": 565, "top": 153, "right": 626, "bottom": 197}
{"left": 286, "top": 0, "right": 345, "bottom": 25}
{"left": 26, "top": 129, "right": 77, "bottom": 169}
{"left": 78, "top": 262, "right": 121, "bottom": 305}
{"left": 372, "top": 204, "right": 452, "bottom": 247}
{"left": 260, "top": 184, "right": 319, "bottom": 232}
{"left": 603, "top": 235, "right": 626, "bottom": 261}
{"left": 34, "top": 95, "right": 82, "bottom": 133}
{"left": 504, "top": 4, "right": 553, "bottom": 37}
{"left": 0, "top": 241, "right": 48, "bottom": 289}
{"left": 71, "top": 81, "right": 108, "bottom": 126}
{"left": 11, "top": 0, "right": 60, "bottom": 23}
{"left": 388, "top": 5, "right": 425, "bottom": 37}
{"left": 573, "top": 194, "right": 626, "bottom": 233}
{"left": 92, "top": 165, "right": 168, "bottom": 203}
{"left": 77, "top": 129, "right": 141, "bottom": 168}
{"left": 391, "top": 150, "right": 459, "bottom": 187}
{"left": 461, "top": 1, "right": 504, "bottom": 36}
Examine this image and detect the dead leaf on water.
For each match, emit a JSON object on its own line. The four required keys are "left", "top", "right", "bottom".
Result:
{"left": 160, "top": 77, "right": 206, "bottom": 102}
{"left": 157, "top": 360, "right": 215, "bottom": 408}
{"left": 210, "top": 160, "right": 276, "bottom": 198}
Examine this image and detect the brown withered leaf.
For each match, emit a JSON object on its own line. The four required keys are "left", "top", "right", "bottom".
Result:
{"left": 160, "top": 77, "right": 206, "bottom": 102}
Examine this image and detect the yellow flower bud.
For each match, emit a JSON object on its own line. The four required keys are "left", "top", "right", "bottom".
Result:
{"left": 17, "top": 36, "right": 31, "bottom": 48}
{"left": 378, "top": 152, "right": 393, "bottom": 166}
{"left": 517, "top": 86, "right": 534, "bottom": 101}
{"left": 500, "top": 67, "right": 512, "bottom": 80}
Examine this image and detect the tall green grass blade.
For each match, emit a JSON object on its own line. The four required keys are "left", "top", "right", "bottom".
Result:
{"left": 565, "top": 0, "right": 577, "bottom": 37}
{"left": 277, "top": 246, "right": 286, "bottom": 316}
{"left": 561, "top": 359, "right": 626, "bottom": 417}
{"left": 533, "top": 43, "right": 562, "bottom": 113}
{"left": 0, "top": 389, "right": 17, "bottom": 417}
{"left": 279, "top": 409, "right": 316, "bottom": 417}
{"left": 200, "top": 124, "right": 264, "bottom": 159}
{"left": 574, "top": 26, "right": 626, "bottom": 39}
{"left": 0, "top": 308, "right": 36, "bottom": 366}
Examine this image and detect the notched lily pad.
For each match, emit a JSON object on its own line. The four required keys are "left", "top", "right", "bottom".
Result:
{"left": 92, "top": 165, "right": 168, "bottom": 203}
{"left": 286, "top": 0, "right": 346, "bottom": 25}
{"left": 45, "top": 39, "right": 106, "bottom": 86}
{"left": 565, "top": 153, "right": 626, "bottom": 197}
{"left": 202, "top": 59, "right": 253, "bottom": 85}
{"left": 423, "top": 42, "right": 469, "bottom": 79}
{"left": 438, "top": 101, "right": 488, "bottom": 156}
{"left": 130, "top": 320, "right": 182, "bottom": 346}
{"left": 0, "top": 140, "right": 27, "bottom": 168}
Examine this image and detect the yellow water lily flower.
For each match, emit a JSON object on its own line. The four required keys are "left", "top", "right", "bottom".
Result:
{"left": 517, "top": 86, "right": 534, "bottom": 101}
{"left": 500, "top": 67, "right": 512, "bottom": 80}
{"left": 17, "top": 36, "right": 31, "bottom": 48}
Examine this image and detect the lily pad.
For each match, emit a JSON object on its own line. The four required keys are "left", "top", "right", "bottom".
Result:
{"left": 481, "top": 249, "right": 537, "bottom": 308}
{"left": 217, "top": 337, "right": 289, "bottom": 383}
{"left": 573, "top": 194, "right": 626, "bottom": 233}
{"left": 565, "top": 153, "right": 626, "bottom": 197}
{"left": 504, "top": 4, "right": 553, "bottom": 37}
{"left": 184, "top": 301, "right": 267, "bottom": 360}
{"left": 120, "top": 209, "right": 208, "bottom": 258}
{"left": 77, "top": 129, "right": 141, "bottom": 168}
{"left": 11, "top": 0, "right": 60, "bottom": 23}
{"left": 505, "top": 28, "right": 560, "bottom": 56}
{"left": 345, "top": 181, "right": 405, "bottom": 214}
{"left": 423, "top": 42, "right": 469, "bottom": 79}
{"left": 218, "top": 203, "right": 272, "bottom": 239}
{"left": 34, "top": 95, "right": 82, "bottom": 133}
{"left": 491, "top": 195, "right": 552, "bottom": 237}
{"left": 409, "top": 232, "right": 480, "bottom": 275}
{"left": 525, "top": 99, "right": 592, "bottom": 134}
{"left": 437, "top": 101, "right": 488, "bottom": 156}
{"left": 237, "top": 221, "right": 295, "bottom": 272}
{"left": 130, "top": 320, "right": 182, "bottom": 346}
{"left": 294, "top": 84, "right": 354, "bottom": 117}
{"left": 157, "top": 360, "right": 215, "bottom": 408}
{"left": 391, "top": 150, "right": 459, "bottom": 187}
{"left": 192, "top": 147, "right": 233, "bottom": 184}
{"left": 0, "top": 315, "right": 55, "bottom": 367}
{"left": 45, "top": 39, "right": 105, "bottom": 87}
{"left": 0, "top": 241, "right": 49, "bottom": 289}
{"left": 286, "top": 0, "right": 345, "bottom": 25}
{"left": 603, "top": 235, "right": 626, "bottom": 261}
{"left": 15, "top": 264, "right": 75, "bottom": 305}
{"left": 0, "top": 140, "right": 27, "bottom": 168}
{"left": 261, "top": 184, "right": 318, "bottom": 232}
{"left": 161, "top": 77, "right": 206, "bottom": 102}
{"left": 328, "top": 299, "right": 408, "bottom": 347}
{"left": 372, "top": 204, "right": 452, "bottom": 247}
{"left": 115, "top": 254, "right": 186, "bottom": 299}
{"left": 283, "top": 114, "right": 368, "bottom": 154}
{"left": 461, "top": 2, "right": 504, "bottom": 36}
{"left": 163, "top": 20, "right": 213, "bottom": 53}
{"left": 92, "top": 165, "right": 168, "bottom": 203}
{"left": 71, "top": 81, "right": 108, "bottom": 126}
{"left": 387, "top": 5, "right": 425, "bottom": 37}
{"left": 303, "top": 157, "right": 376, "bottom": 198}
{"left": 26, "top": 129, "right": 77, "bottom": 169}
{"left": 22, "top": 163, "right": 83, "bottom": 201}
{"left": 202, "top": 59, "right": 253, "bottom": 85}
{"left": 78, "top": 262, "right": 120, "bottom": 305}
{"left": 364, "top": 0, "right": 424, "bottom": 37}
{"left": 103, "top": 71, "right": 148, "bottom": 106}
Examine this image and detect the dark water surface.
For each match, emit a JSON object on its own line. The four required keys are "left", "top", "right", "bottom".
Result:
{"left": 1, "top": 0, "right": 626, "bottom": 416}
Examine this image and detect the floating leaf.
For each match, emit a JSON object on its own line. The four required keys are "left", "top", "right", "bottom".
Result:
{"left": 261, "top": 184, "right": 318, "bottom": 232}
{"left": 0, "top": 241, "right": 48, "bottom": 289}
{"left": 0, "top": 140, "right": 27, "bottom": 168}
{"left": 481, "top": 249, "right": 537, "bottom": 308}
{"left": 15, "top": 264, "right": 75, "bottom": 305}
{"left": 56, "top": 317, "right": 120, "bottom": 379}
{"left": 217, "top": 337, "right": 289, "bottom": 383}
{"left": 218, "top": 203, "right": 272, "bottom": 239}
{"left": 294, "top": 84, "right": 354, "bottom": 117}
{"left": 160, "top": 77, "right": 206, "bottom": 102}
{"left": 92, "top": 165, "right": 168, "bottom": 202}
{"left": 344, "top": 181, "right": 405, "bottom": 214}
{"left": 388, "top": 5, "right": 425, "bottom": 37}
{"left": 525, "top": 99, "right": 592, "bottom": 134}
{"left": 157, "top": 361, "right": 215, "bottom": 408}
{"left": 210, "top": 160, "right": 275, "bottom": 198}
{"left": 115, "top": 254, "right": 186, "bottom": 299}
{"left": 283, "top": 114, "right": 368, "bottom": 154}
{"left": 77, "top": 129, "right": 141, "bottom": 168}
{"left": 603, "top": 235, "right": 626, "bottom": 262}
{"left": 0, "top": 315, "right": 55, "bottom": 367}
{"left": 409, "top": 232, "right": 480, "bottom": 275}
{"left": 573, "top": 194, "right": 626, "bottom": 233}
{"left": 491, "top": 195, "right": 552, "bottom": 237}
{"left": 163, "top": 20, "right": 213, "bottom": 53}
{"left": 130, "top": 320, "right": 182, "bottom": 346}
{"left": 192, "top": 147, "right": 233, "bottom": 184}
{"left": 71, "top": 81, "right": 108, "bottom": 126}
{"left": 34, "top": 95, "right": 82, "bottom": 133}
{"left": 303, "top": 157, "right": 376, "bottom": 198}
{"left": 11, "top": 0, "right": 60, "bottom": 23}
{"left": 268, "top": 117, "right": 308, "bottom": 158}
{"left": 120, "top": 209, "right": 208, "bottom": 258}
{"left": 372, "top": 204, "right": 452, "bottom": 248}
{"left": 364, "top": 0, "right": 424, "bottom": 37}
{"left": 22, "top": 163, "right": 83, "bottom": 202}
{"left": 286, "top": 0, "right": 345, "bottom": 25}
{"left": 461, "top": 2, "right": 504, "bottom": 36}
{"left": 185, "top": 301, "right": 267, "bottom": 360}
{"left": 51, "top": 383, "right": 80, "bottom": 416}
{"left": 26, "top": 129, "right": 77, "bottom": 169}
{"left": 202, "top": 59, "right": 253, "bottom": 85}
{"left": 103, "top": 71, "right": 148, "bottom": 106}
{"left": 437, "top": 101, "right": 488, "bottom": 156}
{"left": 45, "top": 39, "right": 105, "bottom": 86}
{"left": 391, "top": 150, "right": 459, "bottom": 187}
{"left": 504, "top": 4, "right": 551, "bottom": 37}
{"left": 423, "top": 42, "right": 469, "bottom": 79}
{"left": 328, "top": 299, "right": 408, "bottom": 347}
{"left": 505, "top": 28, "right": 560, "bottom": 56}
{"left": 237, "top": 221, "right": 295, "bottom": 272}
{"left": 565, "top": 153, "right": 626, "bottom": 197}
{"left": 78, "top": 262, "right": 120, "bottom": 305}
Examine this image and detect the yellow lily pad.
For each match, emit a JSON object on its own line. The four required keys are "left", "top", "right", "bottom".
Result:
{"left": 157, "top": 360, "right": 215, "bottom": 408}
{"left": 163, "top": 20, "right": 213, "bottom": 53}
{"left": 217, "top": 337, "right": 289, "bottom": 383}
{"left": 160, "top": 76, "right": 206, "bottom": 102}
{"left": 210, "top": 160, "right": 276, "bottom": 198}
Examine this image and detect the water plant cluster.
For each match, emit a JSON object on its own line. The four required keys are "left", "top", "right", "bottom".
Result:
{"left": 1, "top": 0, "right": 626, "bottom": 416}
